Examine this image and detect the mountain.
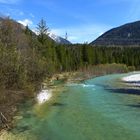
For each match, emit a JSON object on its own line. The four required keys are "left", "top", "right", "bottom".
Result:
{"left": 0, "top": 17, "right": 33, "bottom": 49}
{"left": 0, "top": 17, "right": 70, "bottom": 47}
{"left": 1, "top": 17, "right": 55, "bottom": 47}
{"left": 91, "top": 21, "right": 140, "bottom": 46}
{"left": 49, "top": 33, "right": 71, "bottom": 44}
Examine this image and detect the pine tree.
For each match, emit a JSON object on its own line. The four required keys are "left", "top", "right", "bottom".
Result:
{"left": 25, "top": 25, "right": 32, "bottom": 36}
{"left": 37, "top": 18, "right": 49, "bottom": 44}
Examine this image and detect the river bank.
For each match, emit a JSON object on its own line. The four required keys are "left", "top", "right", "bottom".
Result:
{"left": 122, "top": 73, "right": 140, "bottom": 86}
{"left": 0, "top": 64, "right": 131, "bottom": 131}
{"left": 1, "top": 72, "right": 140, "bottom": 140}
{"left": 0, "top": 90, "right": 32, "bottom": 131}
{"left": 0, "top": 72, "right": 79, "bottom": 131}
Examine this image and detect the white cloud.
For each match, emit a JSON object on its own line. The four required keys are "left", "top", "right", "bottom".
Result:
{"left": 18, "top": 19, "right": 33, "bottom": 26}
{"left": 51, "top": 24, "right": 112, "bottom": 43}
{"left": 0, "top": 0, "right": 21, "bottom": 4}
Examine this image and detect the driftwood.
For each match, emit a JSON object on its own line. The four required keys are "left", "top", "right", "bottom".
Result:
{"left": 0, "top": 112, "right": 9, "bottom": 129}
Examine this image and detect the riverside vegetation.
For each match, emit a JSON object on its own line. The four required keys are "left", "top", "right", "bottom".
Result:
{"left": 0, "top": 17, "right": 140, "bottom": 129}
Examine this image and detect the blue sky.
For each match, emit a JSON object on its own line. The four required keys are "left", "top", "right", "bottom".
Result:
{"left": 0, "top": 0, "right": 140, "bottom": 43}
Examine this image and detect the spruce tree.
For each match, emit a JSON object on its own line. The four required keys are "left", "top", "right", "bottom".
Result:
{"left": 37, "top": 18, "right": 49, "bottom": 44}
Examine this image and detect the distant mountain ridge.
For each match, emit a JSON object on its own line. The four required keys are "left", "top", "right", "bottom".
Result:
{"left": 91, "top": 21, "right": 140, "bottom": 46}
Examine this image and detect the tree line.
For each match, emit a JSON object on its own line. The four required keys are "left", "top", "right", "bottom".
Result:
{"left": 0, "top": 17, "right": 139, "bottom": 93}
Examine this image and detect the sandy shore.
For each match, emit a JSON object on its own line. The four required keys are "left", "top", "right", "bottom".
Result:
{"left": 37, "top": 89, "right": 52, "bottom": 104}
{"left": 122, "top": 74, "right": 140, "bottom": 82}
{"left": 122, "top": 74, "right": 140, "bottom": 86}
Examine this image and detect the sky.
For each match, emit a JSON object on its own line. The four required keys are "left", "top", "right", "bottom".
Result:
{"left": 0, "top": 0, "right": 140, "bottom": 43}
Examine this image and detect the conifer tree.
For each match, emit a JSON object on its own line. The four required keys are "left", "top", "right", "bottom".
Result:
{"left": 37, "top": 18, "right": 49, "bottom": 44}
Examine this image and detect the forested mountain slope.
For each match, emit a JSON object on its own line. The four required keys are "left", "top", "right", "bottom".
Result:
{"left": 91, "top": 21, "right": 140, "bottom": 46}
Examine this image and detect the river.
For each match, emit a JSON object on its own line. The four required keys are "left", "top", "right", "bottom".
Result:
{"left": 4, "top": 73, "right": 140, "bottom": 140}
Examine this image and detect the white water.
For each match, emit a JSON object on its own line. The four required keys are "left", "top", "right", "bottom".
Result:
{"left": 66, "top": 83, "right": 95, "bottom": 88}
{"left": 37, "top": 89, "right": 52, "bottom": 104}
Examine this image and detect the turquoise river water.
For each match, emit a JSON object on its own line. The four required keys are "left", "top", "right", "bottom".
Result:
{"left": 10, "top": 73, "right": 140, "bottom": 140}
